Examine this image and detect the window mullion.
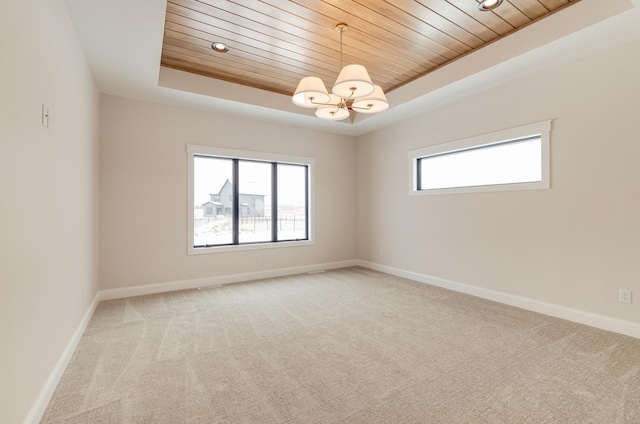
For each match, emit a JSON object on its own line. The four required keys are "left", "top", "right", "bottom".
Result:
{"left": 232, "top": 159, "right": 239, "bottom": 245}
{"left": 271, "top": 162, "right": 278, "bottom": 242}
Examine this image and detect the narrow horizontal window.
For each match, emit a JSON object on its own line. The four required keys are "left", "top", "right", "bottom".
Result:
{"left": 409, "top": 121, "right": 551, "bottom": 195}
{"left": 187, "top": 145, "right": 314, "bottom": 254}
{"left": 418, "top": 136, "right": 541, "bottom": 190}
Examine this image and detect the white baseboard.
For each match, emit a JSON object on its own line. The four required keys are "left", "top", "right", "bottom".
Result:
{"left": 357, "top": 260, "right": 640, "bottom": 340}
{"left": 99, "top": 260, "right": 359, "bottom": 301}
{"left": 24, "top": 293, "right": 100, "bottom": 424}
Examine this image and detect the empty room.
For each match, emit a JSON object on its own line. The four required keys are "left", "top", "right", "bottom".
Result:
{"left": 2, "top": 0, "right": 640, "bottom": 422}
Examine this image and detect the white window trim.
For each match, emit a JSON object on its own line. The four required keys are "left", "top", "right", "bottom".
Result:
{"left": 408, "top": 120, "right": 551, "bottom": 196}
{"left": 187, "top": 145, "right": 315, "bottom": 255}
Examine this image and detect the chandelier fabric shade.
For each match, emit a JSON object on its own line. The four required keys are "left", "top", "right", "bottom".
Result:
{"left": 292, "top": 77, "right": 331, "bottom": 108}
{"left": 291, "top": 23, "right": 389, "bottom": 121}
{"left": 351, "top": 85, "right": 389, "bottom": 114}
{"left": 332, "top": 64, "right": 375, "bottom": 99}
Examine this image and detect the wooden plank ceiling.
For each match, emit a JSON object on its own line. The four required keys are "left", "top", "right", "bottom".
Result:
{"left": 161, "top": 0, "right": 579, "bottom": 97}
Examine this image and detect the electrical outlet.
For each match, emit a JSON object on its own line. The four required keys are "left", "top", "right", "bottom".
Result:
{"left": 253, "top": 254, "right": 259, "bottom": 263}
{"left": 379, "top": 248, "right": 384, "bottom": 256}
{"left": 619, "top": 289, "right": 632, "bottom": 304}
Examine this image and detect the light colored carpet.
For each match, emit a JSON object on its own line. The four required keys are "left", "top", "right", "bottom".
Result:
{"left": 41, "top": 267, "right": 640, "bottom": 423}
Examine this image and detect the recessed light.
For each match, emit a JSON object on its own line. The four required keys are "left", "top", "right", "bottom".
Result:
{"left": 211, "top": 42, "right": 229, "bottom": 53}
{"left": 478, "top": 0, "right": 503, "bottom": 11}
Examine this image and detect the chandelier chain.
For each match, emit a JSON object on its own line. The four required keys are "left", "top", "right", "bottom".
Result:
{"left": 337, "top": 29, "right": 343, "bottom": 114}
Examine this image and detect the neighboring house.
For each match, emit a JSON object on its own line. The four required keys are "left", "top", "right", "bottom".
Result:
{"left": 198, "top": 201, "right": 224, "bottom": 217}
{"left": 201, "top": 179, "right": 265, "bottom": 217}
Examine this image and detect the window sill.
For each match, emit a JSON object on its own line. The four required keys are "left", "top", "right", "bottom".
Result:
{"left": 188, "top": 239, "right": 315, "bottom": 255}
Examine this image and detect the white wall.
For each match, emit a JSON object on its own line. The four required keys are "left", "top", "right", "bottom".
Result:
{"left": 0, "top": 1, "right": 99, "bottom": 423}
{"left": 99, "top": 95, "right": 357, "bottom": 290}
{"left": 356, "top": 36, "right": 640, "bottom": 326}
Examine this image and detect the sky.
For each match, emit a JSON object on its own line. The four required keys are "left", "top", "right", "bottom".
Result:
{"left": 194, "top": 156, "right": 306, "bottom": 208}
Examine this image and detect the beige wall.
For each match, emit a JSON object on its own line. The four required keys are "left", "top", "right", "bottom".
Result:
{"left": 357, "top": 37, "right": 640, "bottom": 324}
{"left": 99, "top": 95, "right": 357, "bottom": 290}
{"left": 0, "top": 1, "right": 100, "bottom": 423}
{"left": 3, "top": 1, "right": 639, "bottom": 421}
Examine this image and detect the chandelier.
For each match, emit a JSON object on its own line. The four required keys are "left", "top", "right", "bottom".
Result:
{"left": 292, "top": 23, "right": 389, "bottom": 121}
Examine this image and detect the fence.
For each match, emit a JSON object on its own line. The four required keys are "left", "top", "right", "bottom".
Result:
{"left": 194, "top": 215, "right": 306, "bottom": 233}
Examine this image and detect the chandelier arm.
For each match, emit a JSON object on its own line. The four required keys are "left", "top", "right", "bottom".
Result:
{"left": 350, "top": 104, "right": 373, "bottom": 111}
{"left": 309, "top": 97, "right": 340, "bottom": 107}
{"left": 344, "top": 88, "right": 357, "bottom": 101}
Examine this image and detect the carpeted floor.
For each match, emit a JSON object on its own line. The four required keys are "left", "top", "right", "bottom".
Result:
{"left": 41, "top": 267, "right": 640, "bottom": 423}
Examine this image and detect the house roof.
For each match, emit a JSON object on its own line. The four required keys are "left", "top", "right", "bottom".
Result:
{"left": 216, "top": 179, "right": 265, "bottom": 198}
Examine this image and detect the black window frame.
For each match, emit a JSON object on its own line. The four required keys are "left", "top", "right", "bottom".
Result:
{"left": 193, "top": 154, "right": 310, "bottom": 250}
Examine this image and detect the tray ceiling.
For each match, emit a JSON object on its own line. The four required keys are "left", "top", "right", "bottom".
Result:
{"left": 160, "top": 0, "right": 580, "bottom": 98}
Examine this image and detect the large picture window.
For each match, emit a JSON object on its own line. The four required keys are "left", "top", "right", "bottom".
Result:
{"left": 409, "top": 121, "right": 551, "bottom": 195}
{"left": 188, "top": 145, "right": 313, "bottom": 254}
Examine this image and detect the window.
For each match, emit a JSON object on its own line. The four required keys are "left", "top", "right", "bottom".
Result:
{"left": 409, "top": 121, "right": 551, "bottom": 195}
{"left": 188, "top": 145, "right": 314, "bottom": 254}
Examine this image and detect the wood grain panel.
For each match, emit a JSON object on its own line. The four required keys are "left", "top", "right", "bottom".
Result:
{"left": 231, "top": 0, "right": 447, "bottom": 68}
{"left": 164, "top": 15, "right": 340, "bottom": 76}
{"left": 492, "top": 2, "right": 533, "bottom": 27}
{"left": 538, "top": 0, "right": 571, "bottom": 10}
{"left": 291, "top": 0, "right": 462, "bottom": 60}
{"left": 163, "top": 26, "right": 336, "bottom": 80}
{"left": 163, "top": 31, "right": 411, "bottom": 91}
{"left": 510, "top": 0, "right": 551, "bottom": 19}
{"left": 351, "top": 0, "right": 472, "bottom": 55}
{"left": 162, "top": 52, "right": 296, "bottom": 94}
{"left": 382, "top": 0, "right": 485, "bottom": 48}
{"left": 445, "top": 0, "right": 516, "bottom": 35}
{"left": 414, "top": 0, "right": 501, "bottom": 42}
{"left": 167, "top": 11, "right": 423, "bottom": 89}
{"left": 169, "top": 1, "right": 429, "bottom": 77}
